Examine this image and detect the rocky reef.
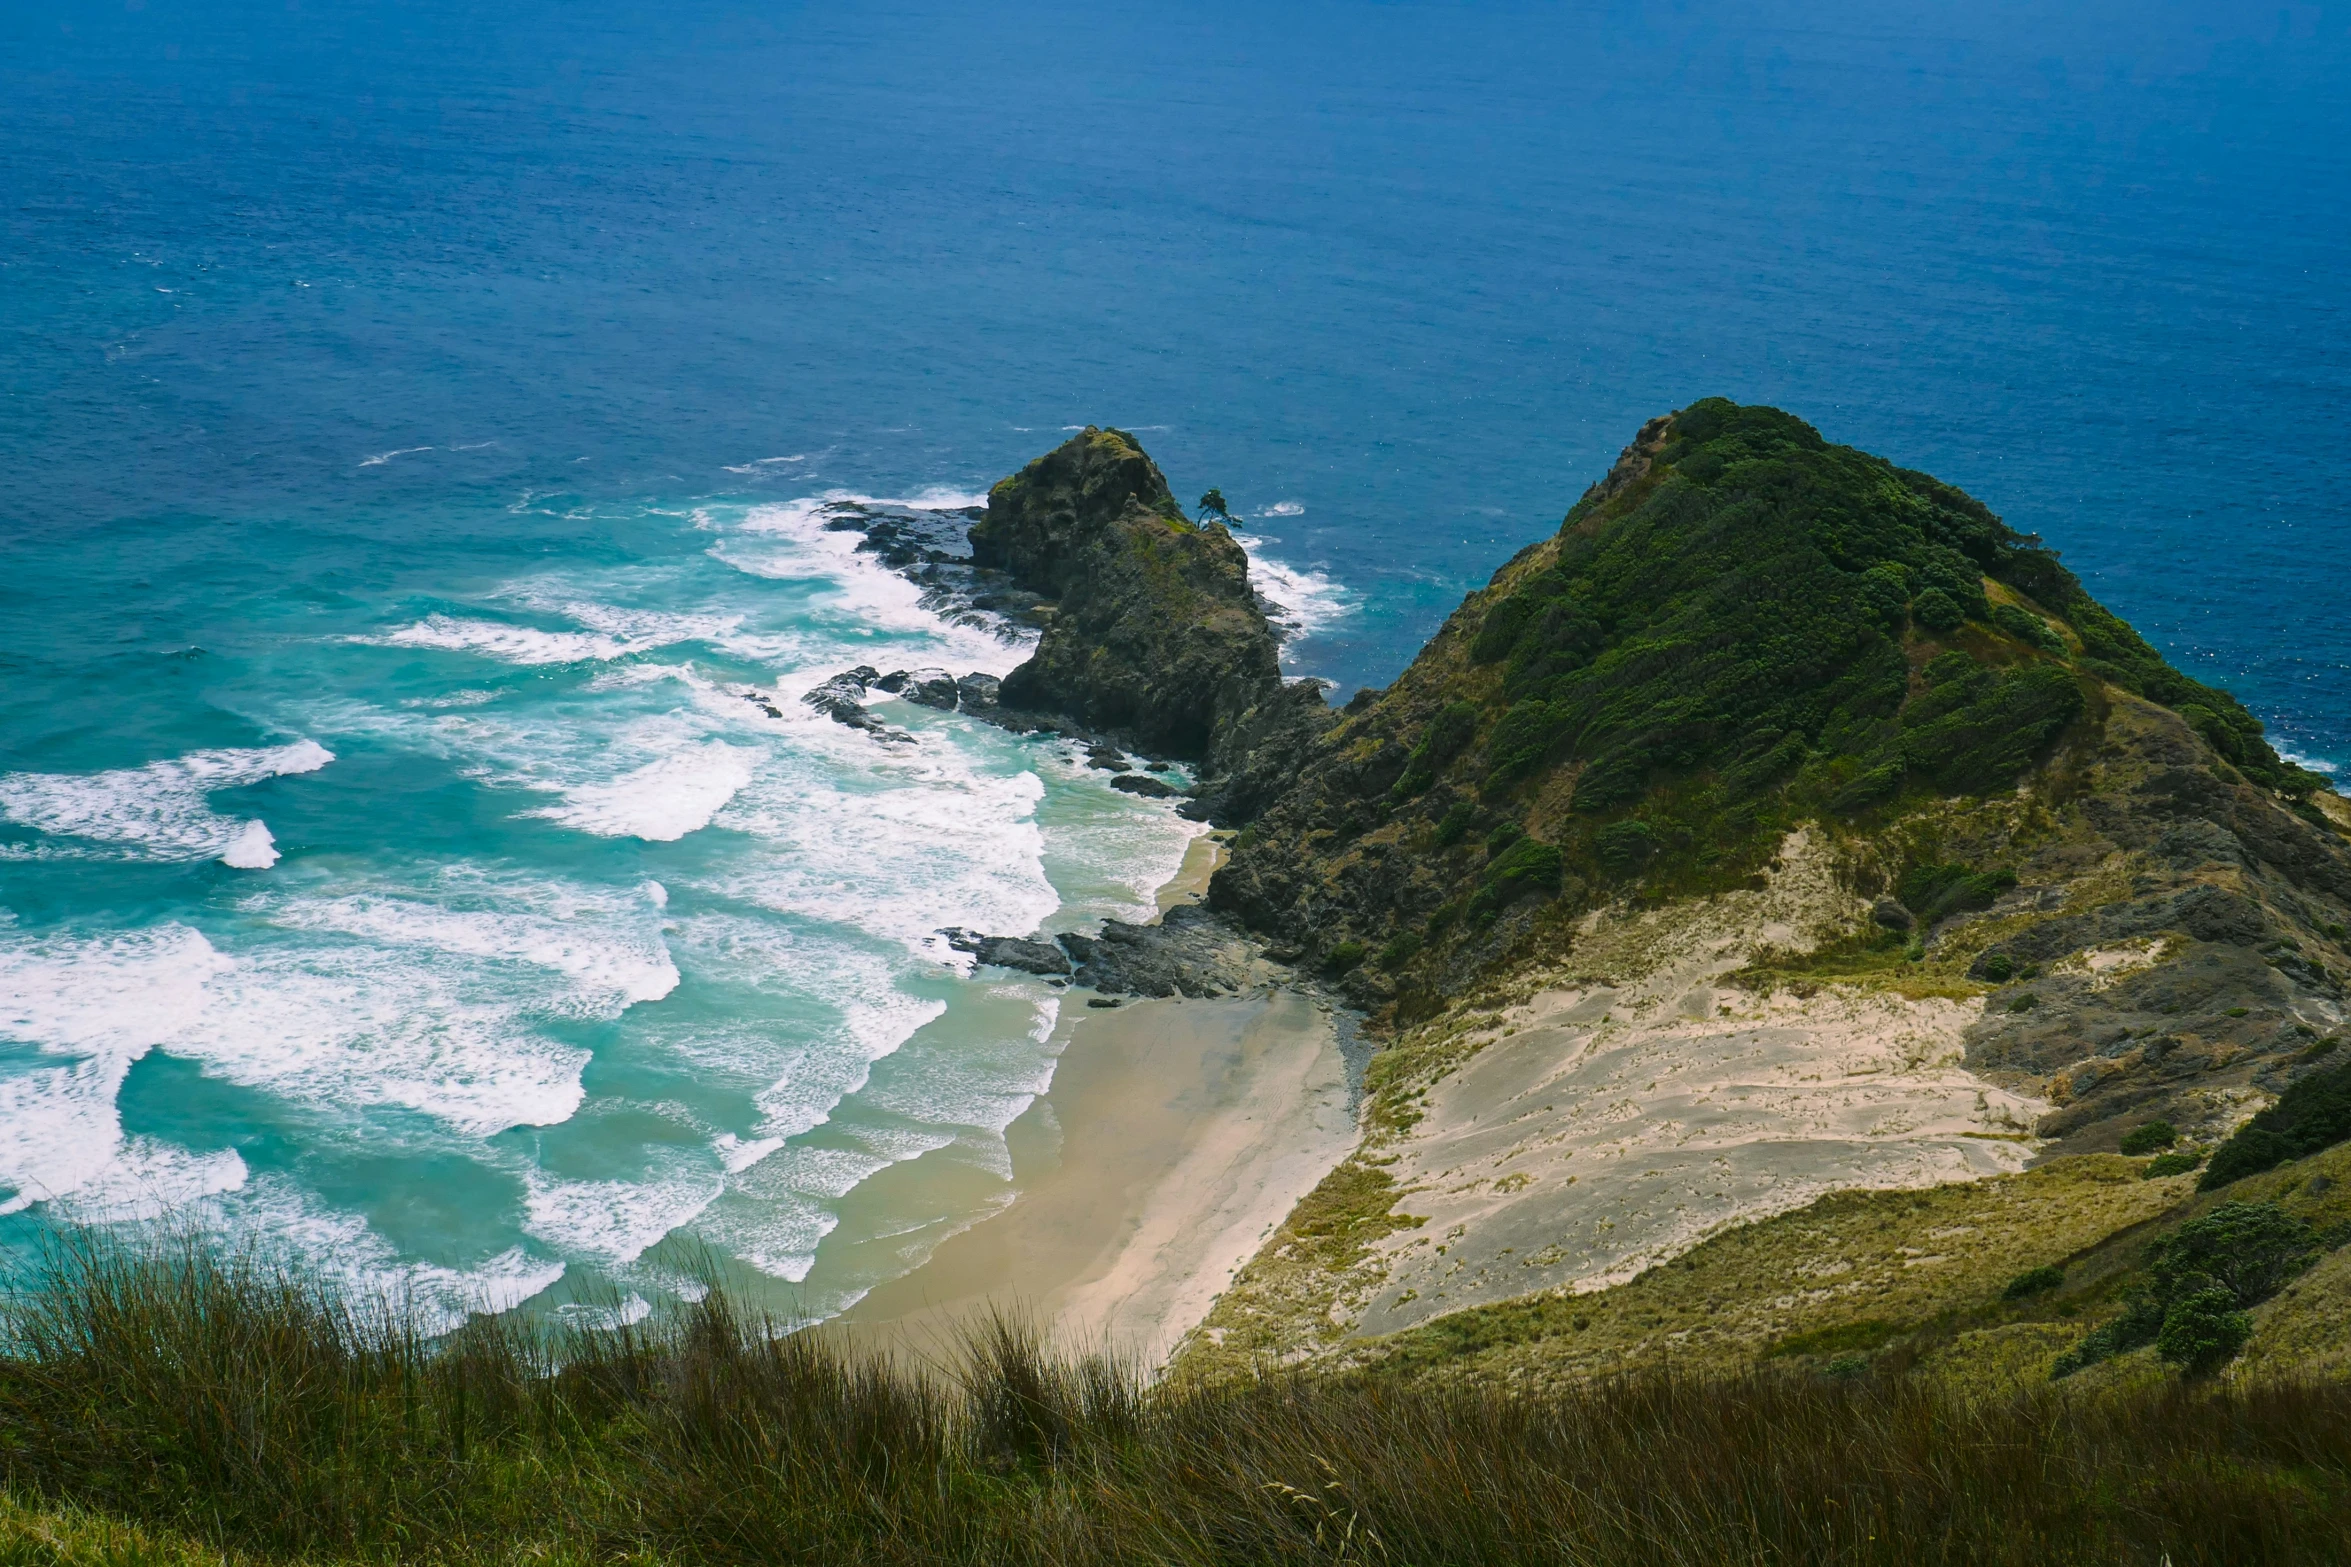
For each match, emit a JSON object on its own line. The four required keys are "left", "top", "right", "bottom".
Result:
{"left": 944, "top": 904, "right": 1274, "bottom": 999}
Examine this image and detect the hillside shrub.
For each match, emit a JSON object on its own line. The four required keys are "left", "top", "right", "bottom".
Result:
{"left": 1913, "top": 588, "right": 1964, "bottom": 632}
{"left": 1325, "top": 940, "right": 1367, "bottom": 975}
{"left": 1393, "top": 702, "right": 1482, "bottom": 798}
{"left": 1593, "top": 819, "right": 1657, "bottom": 875}
{"left": 2003, "top": 1264, "right": 2064, "bottom": 1300}
{"left": 2201, "top": 1058, "right": 2351, "bottom": 1189}
{"left": 2119, "top": 1121, "right": 2179, "bottom": 1156}
{"left": 1472, "top": 838, "right": 1564, "bottom": 918}
{"left": 2145, "top": 1151, "right": 2203, "bottom": 1179}
{"left": 1991, "top": 602, "right": 2067, "bottom": 654}
{"left": 1432, "top": 800, "right": 1478, "bottom": 847}
{"left": 1897, "top": 862, "right": 2017, "bottom": 925}
{"left": 2055, "top": 1201, "right": 2317, "bottom": 1379}
{"left": 2156, "top": 1287, "right": 2254, "bottom": 1375}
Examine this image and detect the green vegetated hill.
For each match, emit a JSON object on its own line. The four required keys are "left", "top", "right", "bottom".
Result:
{"left": 1211, "top": 399, "right": 2351, "bottom": 1146}
{"left": 1181, "top": 399, "right": 2351, "bottom": 1399}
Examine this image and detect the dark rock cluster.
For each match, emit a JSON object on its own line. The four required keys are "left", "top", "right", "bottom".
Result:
{"left": 812, "top": 497, "right": 1052, "bottom": 636}
{"left": 943, "top": 904, "right": 1274, "bottom": 999}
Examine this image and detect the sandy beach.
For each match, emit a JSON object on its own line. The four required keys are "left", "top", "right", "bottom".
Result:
{"left": 846, "top": 837, "right": 1354, "bottom": 1368}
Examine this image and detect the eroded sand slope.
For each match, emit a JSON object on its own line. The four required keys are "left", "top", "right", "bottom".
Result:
{"left": 1182, "top": 830, "right": 2050, "bottom": 1365}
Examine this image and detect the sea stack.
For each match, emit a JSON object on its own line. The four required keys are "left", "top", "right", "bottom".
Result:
{"left": 973, "top": 426, "right": 1331, "bottom": 820}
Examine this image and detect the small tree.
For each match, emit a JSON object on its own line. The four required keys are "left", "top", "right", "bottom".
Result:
{"left": 2155, "top": 1287, "right": 2253, "bottom": 1375}
{"left": 2149, "top": 1201, "right": 2317, "bottom": 1307}
{"left": 1197, "top": 488, "right": 1231, "bottom": 523}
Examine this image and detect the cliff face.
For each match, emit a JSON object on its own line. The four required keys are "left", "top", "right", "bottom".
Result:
{"left": 1208, "top": 400, "right": 2351, "bottom": 1150}
{"left": 975, "top": 428, "right": 1321, "bottom": 785}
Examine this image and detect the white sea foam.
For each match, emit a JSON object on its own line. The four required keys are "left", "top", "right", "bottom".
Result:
{"left": 707, "top": 492, "right": 1023, "bottom": 671}
{"left": 262, "top": 878, "right": 680, "bottom": 1011}
{"left": 52, "top": 1140, "right": 249, "bottom": 1223}
{"left": 657, "top": 916, "right": 950, "bottom": 1144}
{"left": 201, "top": 1176, "right": 565, "bottom": 1334}
{"left": 0, "top": 925, "right": 230, "bottom": 1213}
{"left": 532, "top": 741, "right": 756, "bottom": 842}
{"left": 1230, "top": 532, "right": 1354, "bottom": 650}
{"left": 558, "top": 1294, "right": 654, "bottom": 1330}
{"left": 3, "top": 920, "right": 592, "bottom": 1143}
{"left": 1259, "top": 501, "right": 1306, "bottom": 517}
{"left": 360, "top": 446, "right": 434, "bottom": 467}
{"left": 0, "top": 740, "right": 332, "bottom": 868}
{"left": 370, "top": 614, "right": 641, "bottom": 665}
{"left": 523, "top": 1154, "right": 726, "bottom": 1268}
{"left": 2278, "top": 743, "right": 2341, "bottom": 777}
{"left": 715, "top": 740, "right": 1056, "bottom": 950}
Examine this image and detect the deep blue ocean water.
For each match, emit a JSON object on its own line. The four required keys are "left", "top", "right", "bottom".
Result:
{"left": 1, "top": 0, "right": 2345, "bottom": 1318}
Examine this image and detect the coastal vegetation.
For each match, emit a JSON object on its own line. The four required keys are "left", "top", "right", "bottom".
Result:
{"left": 0, "top": 1235, "right": 2347, "bottom": 1566}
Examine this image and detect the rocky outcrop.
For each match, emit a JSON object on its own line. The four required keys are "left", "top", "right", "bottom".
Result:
{"left": 798, "top": 667, "right": 912, "bottom": 742}
{"left": 941, "top": 904, "right": 1277, "bottom": 999}
{"left": 974, "top": 427, "right": 1331, "bottom": 815}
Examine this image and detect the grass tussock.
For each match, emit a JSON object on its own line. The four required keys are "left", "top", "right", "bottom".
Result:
{"left": 0, "top": 1234, "right": 2346, "bottom": 1565}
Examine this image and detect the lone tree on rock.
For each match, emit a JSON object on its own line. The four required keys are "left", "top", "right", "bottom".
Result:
{"left": 1197, "top": 488, "right": 1231, "bottom": 523}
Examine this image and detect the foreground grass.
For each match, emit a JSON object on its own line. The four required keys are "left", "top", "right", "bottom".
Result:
{"left": 0, "top": 1239, "right": 2346, "bottom": 1565}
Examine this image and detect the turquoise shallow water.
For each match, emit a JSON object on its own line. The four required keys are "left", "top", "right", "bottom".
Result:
{"left": 1, "top": 0, "right": 2346, "bottom": 1318}
{"left": 0, "top": 487, "right": 1238, "bottom": 1320}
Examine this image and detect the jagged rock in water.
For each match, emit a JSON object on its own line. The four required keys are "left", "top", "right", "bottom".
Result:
{"left": 802, "top": 667, "right": 911, "bottom": 741}
{"left": 972, "top": 427, "right": 1332, "bottom": 815}
{"left": 940, "top": 928, "right": 1072, "bottom": 977}
{"left": 1110, "top": 773, "right": 1177, "bottom": 798}
{"left": 1085, "top": 746, "right": 1129, "bottom": 771}
{"left": 887, "top": 668, "right": 960, "bottom": 709}
{"left": 813, "top": 497, "right": 1052, "bottom": 636}
{"left": 955, "top": 672, "right": 1001, "bottom": 711}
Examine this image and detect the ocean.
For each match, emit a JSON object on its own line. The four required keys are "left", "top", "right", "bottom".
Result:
{"left": 1, "top": 0, "right": 2345, "bottom": 1320}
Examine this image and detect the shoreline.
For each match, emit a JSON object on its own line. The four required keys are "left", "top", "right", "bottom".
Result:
{"left": 842, "top": 835, "right": 1353, "bottom": 1370}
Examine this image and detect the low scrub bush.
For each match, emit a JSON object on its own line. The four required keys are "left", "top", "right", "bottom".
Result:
{"left": 2003, "top": 1264, "right": 2065, "bottom": 1300}
{"left": 1897, "top": 861, "right": 2017, "bottom": 925}
{"left": 1392, "top": 701, "right": 1482, "bottom": 798}
{"left": 2203, "top": 1058, "right": 2351, "bottom": 1189}
{"left": 2055, "top": 1202, "right": 2319, "bottom": 1379}
{"left": 2120, "top": 1120, "right": 2180, "bottom": 1156}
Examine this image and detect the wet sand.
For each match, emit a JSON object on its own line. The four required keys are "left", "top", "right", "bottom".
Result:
{"left": 844, "top": 980, "right": 1353, "bottom": 1370}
